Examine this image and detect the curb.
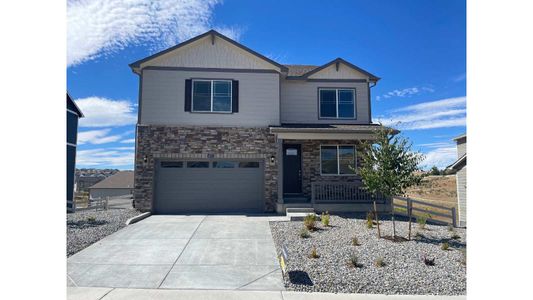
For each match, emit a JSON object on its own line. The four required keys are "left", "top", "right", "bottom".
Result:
{"left": 125, "top": 212, "right": 151, "bottom": 225}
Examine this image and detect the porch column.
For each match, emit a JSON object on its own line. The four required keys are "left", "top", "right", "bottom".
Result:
{"left": 276, "top": 137, "right": 284, "bottom": 204}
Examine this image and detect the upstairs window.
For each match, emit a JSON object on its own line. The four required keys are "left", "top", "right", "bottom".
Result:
{"left": 192, "top": 80, "right": 232, "bottom": 112}
{"left": 319, "top": 88, "right": 356, "bottom": 119}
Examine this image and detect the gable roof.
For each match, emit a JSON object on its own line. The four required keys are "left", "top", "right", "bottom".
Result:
{"left": 297, "top": 58, "right": 380, "bottom": 81}
{"left": 129, "top": 30, "right": 288, "bottom": 73}
{"left": 67, "top": 92, "right": 84, "bottom": 117}
{"left": 284, "top": 64, "right": 319, "bottom": 77}
{"left": 446, "top": 154, "right": 467, "bottom": 171}
{"left": 453, "top": 133, "right": 467, "bottom": 141}
{"left": 89, "top": 171, "right": 134, "bottom": 189}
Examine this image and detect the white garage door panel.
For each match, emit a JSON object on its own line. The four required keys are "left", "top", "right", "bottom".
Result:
{"left": 154, "top": 161, "right": 264, "bottom": 214}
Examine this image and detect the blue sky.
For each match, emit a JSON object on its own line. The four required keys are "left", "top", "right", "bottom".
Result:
{"left": 67, "top": 0, "right": 466, "bottom": 170}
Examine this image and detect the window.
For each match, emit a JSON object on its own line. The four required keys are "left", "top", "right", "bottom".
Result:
{"left": 213, "top": 161, "right": 237, "bottom": 168}
{"left": 238, "top": 161, "right": 260, "bottom": 168}
{"left": 319, "top": 88, "right": 355, "bottom": 119}
{"left": 320, "top": 145, "right": 356, "bottom": 175}
{"left": 161, "top": 161, "right": 183, "bottom": 168}
{"left": 192, "top": 80, "right": 232, "bottom": 112}
{"left": 186, "top": 161, "right": 210, "bottom": 168}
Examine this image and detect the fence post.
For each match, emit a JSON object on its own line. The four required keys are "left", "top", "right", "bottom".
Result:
{"left": 451, "top": 207, "right": 457, "bottom": 227}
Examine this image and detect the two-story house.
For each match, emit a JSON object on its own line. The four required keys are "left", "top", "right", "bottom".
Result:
{"left": 130, "top": 30, "right": 391, "bottom": 214}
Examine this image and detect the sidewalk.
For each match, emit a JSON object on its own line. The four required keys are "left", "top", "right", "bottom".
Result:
{"left": 67, "top": 287, "right": 466, "bottom": 300}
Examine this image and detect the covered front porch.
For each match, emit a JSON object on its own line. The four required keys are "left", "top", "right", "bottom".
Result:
{"left": 270, "top": 124, "right": 393, "bottom": 213}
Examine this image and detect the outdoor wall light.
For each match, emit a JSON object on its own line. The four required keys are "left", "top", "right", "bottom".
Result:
{"left": 143, "top": 156, "right": 148, "bottom": 164}
{"left": 270, "top": 156, "right": 275, "bottom": 163}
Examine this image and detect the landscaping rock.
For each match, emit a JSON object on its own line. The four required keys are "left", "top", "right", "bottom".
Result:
{"left": 269, "top": 214, "right": 466, "bottom": 295}
{"left": 67, "top": 209, "right": 141, "bottom": 256}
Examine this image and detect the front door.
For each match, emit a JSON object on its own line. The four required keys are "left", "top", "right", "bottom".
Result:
{"left": 283, "top": 144, "right": 302, "bottom": 194}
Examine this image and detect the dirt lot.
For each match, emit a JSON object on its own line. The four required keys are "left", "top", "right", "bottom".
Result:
{"left": 405, "top": 175, "right": 457, "bottom": 207}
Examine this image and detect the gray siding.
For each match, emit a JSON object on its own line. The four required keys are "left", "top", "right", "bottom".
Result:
{"left": 456, "top": 138, "right": 466, "bottom": 157}
{"left": 280, "top": 79, "right": 370, "bottom": 124}
{"left": 140, "top": 69, "right": 280, "bottom": 126}
{"left": 456, "top": 166, "right": 467, "bottom": 227}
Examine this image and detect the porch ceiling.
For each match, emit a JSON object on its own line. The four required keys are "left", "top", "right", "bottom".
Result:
{"left": 269, "top": 124, "right": 397, "bottom": 140}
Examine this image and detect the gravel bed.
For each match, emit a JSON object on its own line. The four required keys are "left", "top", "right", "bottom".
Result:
{"left": 269, "top": 214, "right": 466, "bottom": 295}
{"left": 67, "top": 208, "right": 141, "bottom": 256}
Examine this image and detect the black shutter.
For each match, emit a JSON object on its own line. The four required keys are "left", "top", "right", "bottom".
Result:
{"left": 184, "top": 79, "right": 192, "bottom": 112}
{"left": 232, "top": 80, "right": 239, "bottom": 113}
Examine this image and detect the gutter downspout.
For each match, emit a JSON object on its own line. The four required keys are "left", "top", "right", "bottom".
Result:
{"left": 368, "top": 80, "right": 377, "bottom": 123}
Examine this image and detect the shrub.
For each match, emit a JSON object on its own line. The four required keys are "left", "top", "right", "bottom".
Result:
{"left": 304, "top": 214, "right": 317, "bottom": 230}
{"left": 451, "top": 233, "right": 461, "bottom": 240}
{"left": 417, "top": 215, "right": 427, "bottom": 229}
{"left": 309, "top": 246, "right": 320, "bottom": 259}
{"left": 299, "top": 228, "right": 310, "bottom": 238}
{"left": 374, "top": 257, "right": 385, "bottom": 267}
{"left": 366, "top": 212, "right": 374, "bottom": 228}
{"left": 321, "top": 211, "right": 330, "bottom": 227}
{"left": 423, "top": 255, "right": 435, "bottom": 266}
{"left": 351, "top": 237, "right": 360, "bottom": 246}
{"left": 441, "top": 242, "right": 449, "bottom": 251}
{"left": 87, "top": 216, "right": 96, "bottom": 222}
{"left": 347, "top": 254, "right": 360, "bottom": 268}
{"left": 447, "top": 224, "right": 454, "bottom": 232}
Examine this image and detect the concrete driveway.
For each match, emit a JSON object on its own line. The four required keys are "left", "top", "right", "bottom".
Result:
{"left": 67, "top": 215, "right": 284, "bottom": 290}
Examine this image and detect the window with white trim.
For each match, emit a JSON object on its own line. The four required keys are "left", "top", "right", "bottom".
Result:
{"left": 319, "top": 88, "right": 356, "bottom": 119}
{"left": 320, "top": 145, "right": 356, "bottom": 175}
{"left": 192, "top": 80, "right": 232, "bottom": 112}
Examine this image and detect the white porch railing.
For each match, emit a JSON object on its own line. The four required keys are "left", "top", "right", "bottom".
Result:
{"left": 311, "top": 182, "right": 389, "bottom": 204}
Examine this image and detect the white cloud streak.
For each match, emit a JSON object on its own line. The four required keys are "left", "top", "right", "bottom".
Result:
{"left": 379, "top": 86, "right": 434, "bottom": 100}
{"left": 120, "top": 138, "right": 136, "bottom": 144}
{"left": 67, "top": 0, "right": 241, "bottom": 66}
{"left": 77, "top": 148, "right": 134, "bottom": 167}
{"left": 78, "top": 129, "right": 122, "bottom": 145}
{"left": 75, "top": 97, "right": 137, "bottom": 128}
{"left": 376, "top": 96, "right": 466, "bottom": 130}
{"left": 419, "top": 146, "right": 457, "bottom": 170}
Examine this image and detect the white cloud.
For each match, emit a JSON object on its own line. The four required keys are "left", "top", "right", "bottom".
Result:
{"left": 376, "top": 96, "right": 466, "bottom": 130}
{"left": 380, "top": 86, "right": 434, "bottom": 100}
{"left": 78, "top": 129, "right": 122, "bottom": 145}
{"left": 75, "top": 97, "right": 137, "bottom": 127}
{"left": 120, "top": 138, "right": 136, "bottom": 144}
{"left": 67, "top": 0, "right": 242, "bottom": 66}
{"left": 419, "top": 146, "right": 457, "bottom": 170}
{"left": 77, "top": 148, "right": 134, "bottom": 167}
{"left": 453, "top": 73, "right": 467, "bottom": 82}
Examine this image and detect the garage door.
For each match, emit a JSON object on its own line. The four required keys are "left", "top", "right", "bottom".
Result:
{"left": 154, "top": 160, "right": 264, "bottom": 214}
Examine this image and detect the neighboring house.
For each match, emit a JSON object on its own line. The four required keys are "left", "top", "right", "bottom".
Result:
{"left": 75, "top": 175, "right": 106, "bottom": 192}
{"left": 130, "top": 30, "right": 392, "bottom": 214}
{"left": 67, "top": 93, "right": 83, "bottom": 213}
{"left": 88, "top": 171, "right": 134, "bottom": 199}
{"left": 447, "top": 134, "right": 467, "bottom": 227}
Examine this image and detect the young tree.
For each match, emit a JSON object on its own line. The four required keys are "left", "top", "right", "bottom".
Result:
{"left": 358, "top": 127, "right": 425, "bottom": 198}
{"left": 357, "top": 126, "right": 424, "bottom": 239}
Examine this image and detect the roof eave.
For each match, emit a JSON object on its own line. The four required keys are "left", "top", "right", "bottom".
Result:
{"left": 299, "top": 57, "right": 380, "bottom": 82}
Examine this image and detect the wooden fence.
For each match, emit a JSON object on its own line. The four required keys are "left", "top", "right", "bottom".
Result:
{"left": 393, "top": 196, "right": 457, "bottom": 227}
{"left": 74, "top": 197, "right": 109, "bottom": 212}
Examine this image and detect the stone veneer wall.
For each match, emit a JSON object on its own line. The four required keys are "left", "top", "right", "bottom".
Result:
{"left": 283, "top": 139, "right": 365, "bottom": 200}
{"left": 135, "top": 125, "right": 278, "bottom": 212}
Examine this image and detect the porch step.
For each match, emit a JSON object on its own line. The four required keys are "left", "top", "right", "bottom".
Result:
{"left": 283, "top": 197, "right": 310, "bottom": 203}
{"left": 286, "top": 207, "right": 317, "bottom": 221}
